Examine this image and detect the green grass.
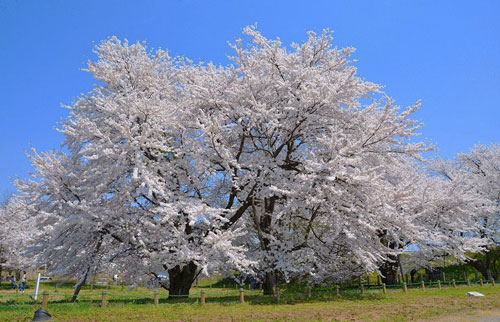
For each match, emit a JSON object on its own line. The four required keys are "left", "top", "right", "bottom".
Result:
{"left": 1, "top": 281, "right": 500, "bottom": 321}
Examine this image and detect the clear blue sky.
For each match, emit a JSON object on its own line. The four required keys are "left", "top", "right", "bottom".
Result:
{"left": 1, "top": 0, "right": 499, "bottom": 196}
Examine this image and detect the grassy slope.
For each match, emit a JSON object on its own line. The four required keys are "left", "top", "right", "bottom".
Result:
{"left": 1, "top": 281, "right": 500, "bottom": 322}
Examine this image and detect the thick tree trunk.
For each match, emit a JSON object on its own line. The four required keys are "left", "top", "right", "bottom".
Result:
{"left": 262, "top": 271, "right": 276, "bottom": 295}
{"left": 379, "top": 259, "right": 399, "bottom": 285}
{"left": 168, "top": 261, "right": 197, "bottom": 299}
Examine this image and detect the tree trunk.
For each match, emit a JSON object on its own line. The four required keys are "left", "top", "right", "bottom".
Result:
{"left": 379, "top": 259, "right": 398, "bottom": 285}
{"left": 71, "top": 268, "right": 90, "bottom": 303}
{"left": 467, "top": 258, "right": 490, "bottom": 280}
{"left": 168, "top": 261, "right": 197, "bottom": 299}
{"left": 262, "top": 271, "right": 276, "bottom": 295}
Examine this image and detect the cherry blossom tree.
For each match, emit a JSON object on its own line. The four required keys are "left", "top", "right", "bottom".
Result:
{"left": 16, "top": 26, "right": 486, "bottom": 297}
{"left": 432, "top": 144, "right": 500, "bottom": 279}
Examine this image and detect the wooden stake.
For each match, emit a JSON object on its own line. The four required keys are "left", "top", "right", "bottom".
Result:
{"left": 480, "top": 278, "right": 483, "bottom": 287}
{"left": 467, "top": 279, "right": 471, "bottom": 287}
{"left": 41, "top": 292, "right": 49, "bottom": 310}
{"left": 307, "top": 285, "right": 311, "bottom": 298}
{"left": 360, "top": 284, "right": 365, "bottom": 294}
{"left": 336, "top": 285, "right": 340, "bottom": 295}
{"left": 421, "top": 281, "right": 425, "bottom": 291}
{"left": 101, "top": 291, "right": 107, "bottom": 308}
{"left": 239, "top": 288, "right": 244, "bottom": 304}
{"left": 491, "top": 279, "right": 496, "bottom": 287}
{"left": 200, "top": 291, "right": 205, "bottom": 305}
{"left": 382, "top": 283, "right": 386, "bottom": 294}
{"left": 154, "top": 291, "right": 159, "bottom": 306}
{"left": 437, "top": 280, "right": 441, "bottom": 290}
{"left": 452, "top": 279, "right": 456, "bottom": 288}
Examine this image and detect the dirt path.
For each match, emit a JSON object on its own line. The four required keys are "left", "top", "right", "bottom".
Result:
{"left": 424, "top": 309, "right": 500, "bottom": 322}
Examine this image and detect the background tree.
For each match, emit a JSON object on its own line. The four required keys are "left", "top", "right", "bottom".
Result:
{"left": 432, "top": 144, "right": 500, "bottom": 279}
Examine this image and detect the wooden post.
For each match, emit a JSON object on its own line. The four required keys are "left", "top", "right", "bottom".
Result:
{"left": 382, "top": 283, "right": 386, "bottom": 294}
{"left": 491, "top": 279, "right": 496, "bottom": 287}
{"left": 307, "top": 285, "right": 311, "bottom": 298}
{"left": 480, "top": 278, "right": 483, "bottom": 287}
{"left": 467, "top": 279, "right": 471, "bottom": 287}
{"left": 402, "top": 282, "right": 407, "bottom": 293}
{"left": 248, "top": 284, "right": 251, "bottom": 290}
{"left": 239, "top": 288, "right": 244, "bottom": 304}
{"left": 452, "top": 279, "right": 456, "bottom": 288}
{"left": 360, "top": 284, "right": 365, "bottom": 294}
{"left": 154, "top": 291, "right": 159, "bottom": 306}
{"left": 437, "top": 280, "right": 441, "bottom": 290}
{"left": 421, "top": 281, "right": 425, "bottom": 291}
{"left": 41, "top": 292, "right": 49, "bottom": 310}
{"left": 101, "top": 291, "right": 107, "bottom": 308}
{"left": 200, "top": 291, "right": 205, "bottom": 305}
{"left": 336, "top": 285, "right": 340, "bottom": 295}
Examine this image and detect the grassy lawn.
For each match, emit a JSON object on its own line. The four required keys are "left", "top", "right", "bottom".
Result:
{"left": 1, "top": 281, "right": 500, "bottom": 322}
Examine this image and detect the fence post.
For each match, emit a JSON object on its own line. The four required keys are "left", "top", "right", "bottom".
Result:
{"left": 307, "top": 285, "right": 311, "bottom": 298}
{"left": 360, "top": 284, "right": 365, "bottom": 294}
{"left": 382, "top": 283, "right": 386, "bottom": 294}
{"left": 239, "top": 288, "right": 244, "bottom": 304}
{"left": 402, "top": 282, "right": 407, "bottom": 293}
{"left": 467, "top": 279, "right": 471, "bottom": 287}
{"left": 421, "top": 281, "right": 425, "bottom": 291}
{"left": 154, "top": 291, "right": 159, "bottom": 306}
{"left": 437, "top": 280, "right": 441, "bottom": 290}
{"left": 200, "top": 290, "right": 205, "bottom": 305}
{"left": 452, "top": 279, "right": 456, "bottom": 288}
{"left": 336, "top": 285, "right": 340, "bottom": 295}
{"left": 491, "top": 279, "right": 496, "bottom": 287}
{"left": 480, "top": 278, "right": 483, "bottom": 287}
{"left": 41, "top": 292, "right": 49, "bottom": 310}
{"left": 101, "top": 291, "right": 107, "bottom": 308}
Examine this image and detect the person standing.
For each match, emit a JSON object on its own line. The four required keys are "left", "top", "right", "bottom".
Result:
{"left": 10, "top": 275, "right": 17, "bottom": 289}
{"left": 19, "top": 271, "right": 27, "bottom": 293}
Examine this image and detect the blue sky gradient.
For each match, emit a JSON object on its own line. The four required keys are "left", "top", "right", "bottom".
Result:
{"left": 1, "top": 0, "right": 499, "bottom": 195}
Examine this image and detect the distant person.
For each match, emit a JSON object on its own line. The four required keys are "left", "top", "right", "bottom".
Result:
{"left": 19, "top": 271, "right": 27, "bottom": 293}
{"left": 10, "top": 275, "right": 17, "bottom": 289}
